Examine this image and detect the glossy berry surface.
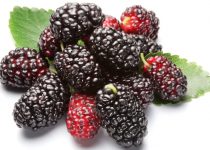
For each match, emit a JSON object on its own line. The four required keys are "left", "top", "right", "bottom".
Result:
{"left": 122, "top": 73, "right": 154, "bottom": 108}
{"left": 96, "top": 84, "right": 147, "bottom": 147}
{"left": 50, "top": 3, "right": 104, "bottom": 43}
{"left": 66, "top": 93, "right": 100, "bottom": 139}
{"left": 121, "top": 5, "right": 159, "bottom": 40}
{"left": 0, "top": 48, "right": 48, "bottom": 88}
{"left": 13, "top": 72, "right": 70, "bottom": 131}
{"left": 144, "top": 56, "right": 187, "bottom": 101}
{"left": 38, "top": 26, "right": 61, "bottom": 60}
{"left": 89, "top": 27, "right": 140, "bottom": 73}
{"left": 129, "top": 34, "right": 162, "bottom": 55}
{"left": 102, "top": 15, "right": 121, "bottom": 30}
{"left": 54, "top": 45, "right": 104, "bottom": 93}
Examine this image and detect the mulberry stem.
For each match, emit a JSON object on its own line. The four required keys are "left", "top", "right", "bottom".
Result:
{"left": 140, "top": 53, "right": 151, "bottom": 68}
{"left": 60, "top": 42, "right": 64, "bottom": 51}
{"left": 105, "top": 84, "right": 117, "bottom": 94}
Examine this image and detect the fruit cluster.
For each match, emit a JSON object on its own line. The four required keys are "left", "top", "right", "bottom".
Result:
{"left": 0, "top": 3, "right": 187, "bottom": 148}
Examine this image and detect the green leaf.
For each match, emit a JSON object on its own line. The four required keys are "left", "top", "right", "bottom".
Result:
{"left": 9, "top": 7, "right": 53, "bottom": 50}
{"left": 146, "top": 52, "right": 210, "bottom": 105}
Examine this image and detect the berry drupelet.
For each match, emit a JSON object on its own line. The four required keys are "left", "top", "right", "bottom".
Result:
{"left": 122, "top": 73, "right": 154, "bottom": 109}
{"left": 13, "top": 72, "right": 70, "bottom": 131}
{"left": 89, "top": 27, "right": 141, "bottom": 73}
{"left": 38, "top": 26, "right": 61, "bottom": 60}
{"left": 66, "top": 93, "right": 100, "bottom": 139}
{"left": 121, "top": 5, "right": 159, "bottom": 40}
{"left": 143, "top": 55, "right": 187, "bottom": 101}
{"left": 101, "top": 67, "right": 124, "bottom": 84}
{"left": 96, "top": 83, "right": 147, "bottom": 147}
{"left": 102, "top": 15, "right": 121, "bottom": 30}
{"left": 82, "top": 15, "right": 121, "bottom": 45}
{"left": 50, "top": 3, "right": 105, "bottom": 43}
{"left": 54, "top": 45, "right": 104, "bottom": 93}
{"left": 130, "top": 34, "right": 162, "bottom": 56}
{"left": 0, "top": 48, "right": 48, "bottom": 88}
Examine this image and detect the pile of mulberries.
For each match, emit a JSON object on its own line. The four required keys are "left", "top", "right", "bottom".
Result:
{"left": 0, "top": 2, "right": 188, "bottom": 148}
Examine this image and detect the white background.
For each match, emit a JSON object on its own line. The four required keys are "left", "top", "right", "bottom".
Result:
{"left": 0, "top": 0, "right": 210, "bottom": 150}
